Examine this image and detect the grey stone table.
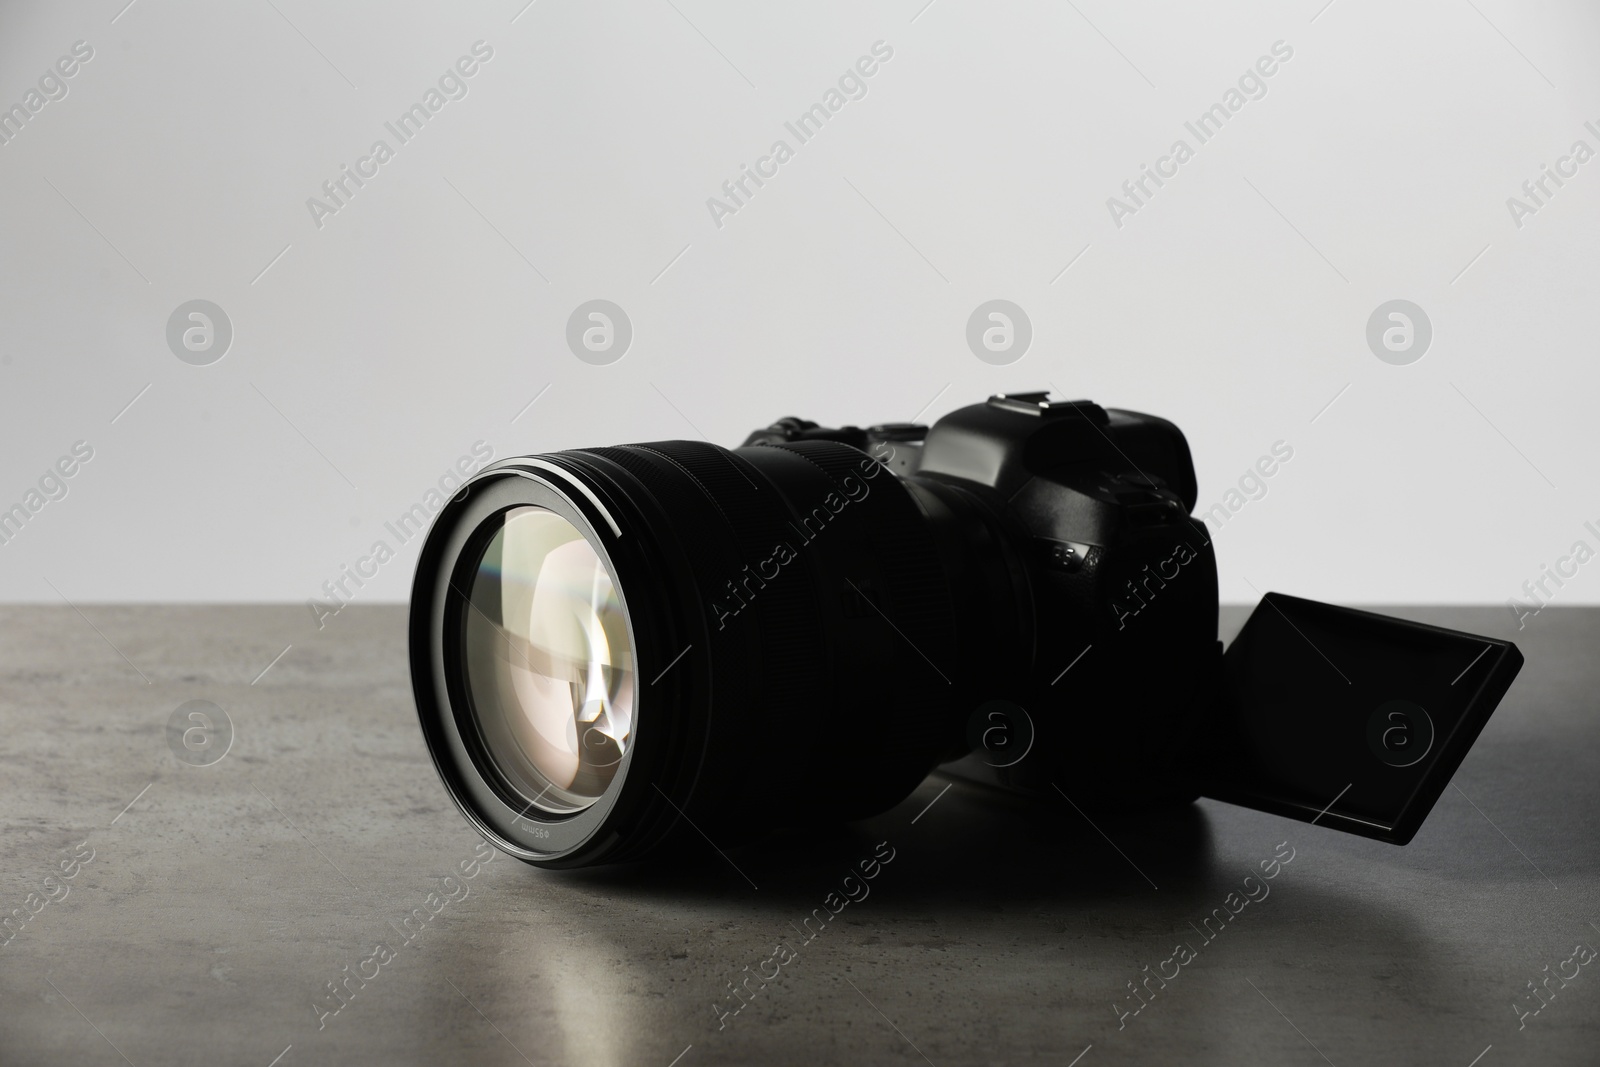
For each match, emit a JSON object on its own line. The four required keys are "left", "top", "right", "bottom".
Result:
{"left": 1, "top": 604, "right": 1595, "bottom": 1066}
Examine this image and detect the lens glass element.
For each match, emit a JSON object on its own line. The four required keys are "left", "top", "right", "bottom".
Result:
{"left": 462, "top": 506, "right": 634, "bottom": 813}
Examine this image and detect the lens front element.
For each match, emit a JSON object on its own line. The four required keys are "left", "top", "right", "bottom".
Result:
{"left": 462, "top": 506, "right": 634, "bottom": 814}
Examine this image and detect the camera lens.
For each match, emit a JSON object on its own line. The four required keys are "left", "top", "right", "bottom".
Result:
{"left": 410, "top": 440, "right": 1021, "bottom": 868}
{"left": 460, "top": 505, "right": 634, "bottom": 814}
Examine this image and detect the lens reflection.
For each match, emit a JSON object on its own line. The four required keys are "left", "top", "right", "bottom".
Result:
{"left": 463, "top": 506, "right": 634, "bottom": 813}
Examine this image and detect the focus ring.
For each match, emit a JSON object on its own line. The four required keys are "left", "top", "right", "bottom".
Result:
{"left": 573, "top": 442, "right": 827, "bottom": 837}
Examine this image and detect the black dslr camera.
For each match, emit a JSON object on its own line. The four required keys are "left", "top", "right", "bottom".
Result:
{"left": 409, "top": 393, "right": 1522, "bottom": 869}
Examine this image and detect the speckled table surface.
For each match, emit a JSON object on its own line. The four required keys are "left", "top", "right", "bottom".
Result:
{"left": 0, "top": 604, "right": 1594, "bottom": 1066}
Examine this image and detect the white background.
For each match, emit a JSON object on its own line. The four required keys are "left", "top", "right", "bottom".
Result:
{"left": 1, "top": 0, "right": 1597, "bottom": 613}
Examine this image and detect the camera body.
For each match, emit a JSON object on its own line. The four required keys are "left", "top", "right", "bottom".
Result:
{"left": 746, "top": 392, "right": 1220, "bottom": 809}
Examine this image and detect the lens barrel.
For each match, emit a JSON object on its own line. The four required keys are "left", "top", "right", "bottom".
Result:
{"left": 411, "top": 439, "right": 999, "bottom": 868}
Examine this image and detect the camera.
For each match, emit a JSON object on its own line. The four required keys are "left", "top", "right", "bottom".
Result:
{"left": 409, "top": 392, "right": 1522, "bottom": 869}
